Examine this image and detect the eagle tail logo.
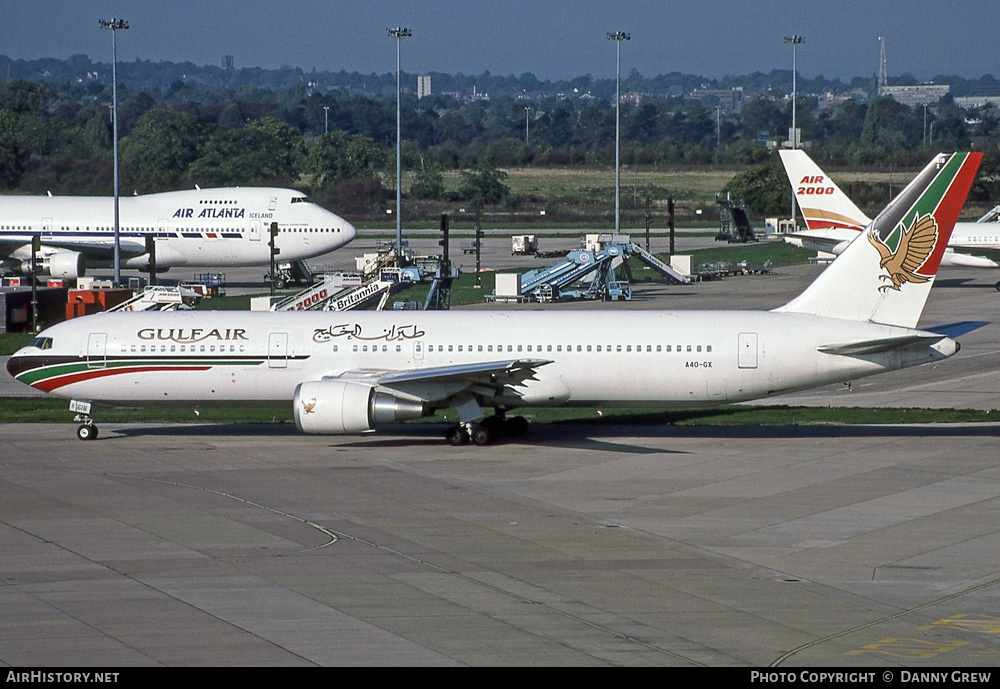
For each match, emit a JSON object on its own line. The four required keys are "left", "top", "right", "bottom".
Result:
{"left": 867, "top": 213, "right": 938, "bottom": 292}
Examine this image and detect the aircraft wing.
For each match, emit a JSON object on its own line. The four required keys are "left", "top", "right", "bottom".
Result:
{"left": 45, "top": 238, "right": 148, "bottom": 256}
{"left": 0, "top": 237, "right": 148, "bottom": 256}
{"left": 326, "top": 358, "right": 552, "bottom": 402}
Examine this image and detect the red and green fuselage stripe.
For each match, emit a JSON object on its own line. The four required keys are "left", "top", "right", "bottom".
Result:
{"left": 12, "top": 357, "right": 266, "bottom": 392}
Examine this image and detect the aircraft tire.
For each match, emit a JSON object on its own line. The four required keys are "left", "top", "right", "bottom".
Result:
{"left": 471, "top": 425, "right": 493, "bottom": 446}
{"left": 505, "top": 416, "right": 530, "bottom": 438}
{"left": 445, "top": 425, "right": 468, "bottom": 446}
{"left": 76, "top": 424, "right": 98, "bottom": 441}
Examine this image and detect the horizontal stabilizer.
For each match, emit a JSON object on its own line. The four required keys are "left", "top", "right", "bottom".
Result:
{"left": 817, "top": 333, "right": 944, "bottom": 356}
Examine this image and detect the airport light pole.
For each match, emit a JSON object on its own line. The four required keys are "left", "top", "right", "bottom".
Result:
{"left": 784, "top": 35, "right": 804, "bottom": 228}
{"left": 323, "top": 105, "right": 329, "bottom": 134}
{"left": 608, "top": 31, "right": 629, "bottom": 235}
{"left": 388, "top": 27, "right": 411, "bottom": 265}
{"left": 923, "top": 104, "right": 928, "bottom": 148}
{"left": 100, "top": 18, "right": 128, "bottom": 286}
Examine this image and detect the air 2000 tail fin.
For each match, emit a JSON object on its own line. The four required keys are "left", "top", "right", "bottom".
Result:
{"left": 780, "top": 149, "right": 871, "bottom": 231}
{"left": 775, "top": 152, "right": 982, "bottom": 328}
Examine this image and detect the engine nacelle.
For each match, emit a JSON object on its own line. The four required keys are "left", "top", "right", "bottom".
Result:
{"left": 939, "top": 249, "right": 998, "bottom": 269}
{"left": 294, "top": 379, "right": 428, "bottom": 434}
{"left": 38, "top": 251, "right": 86, "bottom": 279}
{"left": 0, "top": 257, "right": 25, "bottom": 274}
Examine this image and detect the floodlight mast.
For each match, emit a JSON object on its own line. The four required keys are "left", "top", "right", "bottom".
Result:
{"left": 784, "top": 35, "right": 804, "bottom": 228}
{"left": 608, "top": 32, "right": 629, "bottom": 234}
{"left": 99, "top": 18, "right": 129, "bottom": 286}
{"left": 388, "top": 27, "right": 411, "bottom": 264}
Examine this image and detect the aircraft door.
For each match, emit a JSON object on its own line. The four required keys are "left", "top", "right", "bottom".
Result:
{"left": 738, "top": 332, "right": 758, "bottom": 369}
{"left": 250, "top": 220, "right": 261, "bottom": 242}
{"left": 42, "top": 217, "right": 53, "bottom": 240}
{"left": 413, "top": 340, "right": 424, "bottom": 367}
{"left": 268, "top": 332, "right": 288, "bottom": 369}
{"left": 87, "top": 333, "right": 107, "bottom": 369}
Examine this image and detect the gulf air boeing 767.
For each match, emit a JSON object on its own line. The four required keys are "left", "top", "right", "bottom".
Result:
{"left": 6, "top": 153, "right": 983, "bottom": 445}
{"left": 0, "top": 187, "right": 356, "bottom": 279}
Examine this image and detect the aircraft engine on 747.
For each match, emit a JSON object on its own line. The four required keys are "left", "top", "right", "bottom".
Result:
{"left": 5, "top": 249, "right": 86, "bottom": 278}
{"left": 39, "top": 250, "right": 86, "bottom": 278}
{"left": 293, "top": 379, "right": 427, "bottom": 434}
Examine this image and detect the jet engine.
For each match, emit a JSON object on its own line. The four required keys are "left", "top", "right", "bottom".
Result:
{"left": 293, "top": 379, "right": 428, "bottom": 434}
{"left": 33, "top": 250, "right": 87, "bottom": 278}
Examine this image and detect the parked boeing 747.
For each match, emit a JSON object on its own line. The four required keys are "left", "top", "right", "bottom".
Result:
{"left": 0, "top": 187, "right": 356, "bottom": 279}
{"left": 6, "top": 153, "right": 982, "bottom": 445}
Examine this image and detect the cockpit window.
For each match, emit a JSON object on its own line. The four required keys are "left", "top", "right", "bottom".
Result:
{"left": 30, "top": 337, "right": 53, "bottom": 350}
{"left": 290, "top": 196, "right": 314, "bottom": 204}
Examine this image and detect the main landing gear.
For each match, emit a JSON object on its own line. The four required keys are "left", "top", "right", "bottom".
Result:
{"left": 445, "top": 414, "right": 530, "bottom": 446}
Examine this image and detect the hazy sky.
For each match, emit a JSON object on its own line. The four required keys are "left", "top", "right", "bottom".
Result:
{"left": 2, "top": 1, "right": 996, "bottom": 81}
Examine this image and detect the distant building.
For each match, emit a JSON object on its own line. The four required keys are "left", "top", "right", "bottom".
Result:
{"left": 879, "top": 84, "right": 949, "bottom": 107}
{"left": 688, "top": 86, "right": 744, "bottom": 112}
{"left": 817, "top": 92, "right": 853, "bottom": 110}
{"left": 956, "top": 95, "right": 1000, "bottom": 109}
{"left": 618, "top": 92, "right": 645, "bottom": 105}
{"left": 222, "top": 55, "right": 234, "bottom": 70}
{"left": 417, "top": 75, "right": 431, "bottom": 99}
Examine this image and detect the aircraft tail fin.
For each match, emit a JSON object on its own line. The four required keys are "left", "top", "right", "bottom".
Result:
{"left": 780, "top": 149, "right": 871, "bottom": 231}
{"left": 776, "top": 152, "right": 982, "bottom": 328}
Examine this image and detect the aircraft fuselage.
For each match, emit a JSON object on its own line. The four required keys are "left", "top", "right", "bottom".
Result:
{"left": 7, "top": 310, "right": 955, "bottom": 410}
{"left": 0, "top": 187, "right": 356, "bottom": 275}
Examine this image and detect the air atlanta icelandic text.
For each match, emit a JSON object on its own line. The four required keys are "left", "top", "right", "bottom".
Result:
{"left": 173, "top": 207, "right": 245, "bottom": 218}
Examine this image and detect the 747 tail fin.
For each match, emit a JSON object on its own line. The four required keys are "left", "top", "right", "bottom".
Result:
{"left": 776, "top": 152, "right": 982, "bottom": 328}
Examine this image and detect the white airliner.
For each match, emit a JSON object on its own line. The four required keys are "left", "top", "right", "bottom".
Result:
{"left": 0, "top": 187, "right": 357, "bottom": 278}
{"left": 780, "top": 149, "right": 1000, "bottom": 288}
{"left": 6, "top": 153, "right": 983, "bottom": 445}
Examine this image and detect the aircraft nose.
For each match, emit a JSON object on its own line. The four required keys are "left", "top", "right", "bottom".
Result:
{"left": 341, "top": 219, "right": 357, "bottom": 246}
{"left": 6, "top": 347, "right": 29, "bottom": 380}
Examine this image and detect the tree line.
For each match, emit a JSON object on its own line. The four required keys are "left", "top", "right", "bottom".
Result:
{"left": 2, "top": 73, "right": 999, "bottom": 220}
